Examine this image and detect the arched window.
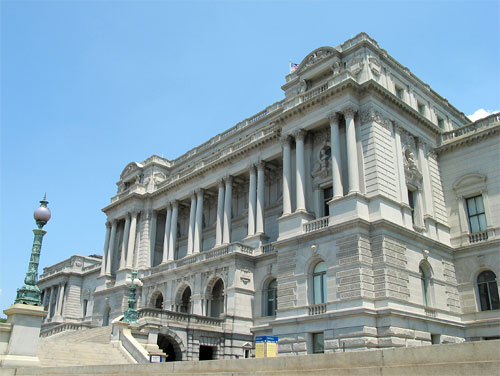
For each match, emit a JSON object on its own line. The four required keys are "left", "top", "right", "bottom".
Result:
{"left": 210, "top": 279, "right": 224, "bottom": 317}
{"left": 180, "top": 287, "right": 191, "bottom": 314}
{"left": 420, "top": 266, "right": 431, "bottom": 307}
{"left": 313, "top": 261, "right": 327, "bottom": 305}
{"left": 477, "top": 271, "right": 499, "bottom": 311}
{"left": 265, "top": 279, "right": 277, "bottom": 316}
{"left": 155, "top": 293, "right": 164, "bottom": 309}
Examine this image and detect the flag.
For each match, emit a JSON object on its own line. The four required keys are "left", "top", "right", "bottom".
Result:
{"left": 290, "top": 60, "right": 299, "bottom": 73}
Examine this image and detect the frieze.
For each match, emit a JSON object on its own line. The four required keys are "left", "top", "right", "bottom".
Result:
{"left": 360, "top": 108, "right": 391, "bottom": 130}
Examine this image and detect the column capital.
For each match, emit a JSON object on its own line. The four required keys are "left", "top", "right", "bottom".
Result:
{"left": 256, "top": 160, "right": 266, "bottom": 170}
{"left": 280, "top": 135, "right": 292, "bottom": 146}
{"left": 105, "top": 221, "right": 112, "bottom": 228}
{"left": 196, "top": 188, "right": 204, "bottom": 196}
{"left": 293, "top": 129, "right": 307, "bottom": 141}
{"left": 190, "top": 192, "right": 197, "bottom": 200}
{"left": 218, "top": 179, "right": 225, "bottom": 187}
{"left": 341, "top": 106, "right": 358, "bottom": 118}
{"left": 171, "top": 200, "right": 179, "bottom": 209}
{"left": 248, "top": 163, "right": 256, "bottom": 172}
{"left": 327, "top": 111, "right": 340, "bottom": 124}
{"left": 110, "top": 218, "right": 118, "bottom": 225}
{"left": 225, "top": 175, "right": 233, "bottom": 184}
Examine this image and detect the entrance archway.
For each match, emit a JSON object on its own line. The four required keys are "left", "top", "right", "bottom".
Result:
{"left": 157, "top": 333, "right": 182, "bottom": 362}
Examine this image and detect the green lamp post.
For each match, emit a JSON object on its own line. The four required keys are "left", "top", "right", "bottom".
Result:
{"left": 14, "top": 195, "right": 51, "bottom": 306}
{"left": 123, "top": 270, "right": 143, "bottom": 323}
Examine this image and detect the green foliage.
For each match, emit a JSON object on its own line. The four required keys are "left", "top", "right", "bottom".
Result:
{"left": 0, "top": 317, "right": 7, "bottom": 323}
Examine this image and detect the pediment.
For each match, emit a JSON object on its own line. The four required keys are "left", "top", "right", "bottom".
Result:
{"left": 453, "top": 173, "right": 487, "bottom": 191}
{"left": 120, "top": 162, "right": 143, "bottom": 180}
{"left": 296, "top": 47, "right": 337, "bottom": 74}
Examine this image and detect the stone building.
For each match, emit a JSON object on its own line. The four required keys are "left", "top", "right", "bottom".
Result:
{"left": 38, "top": 33, "right": 500, "bottom": 361}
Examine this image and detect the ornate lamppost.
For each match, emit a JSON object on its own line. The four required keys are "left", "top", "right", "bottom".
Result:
{"left": 123, "top": 270, "right": 143, "bottom": 323}
{"left": 14, "top": 195, "right": 51, "bottom": 306}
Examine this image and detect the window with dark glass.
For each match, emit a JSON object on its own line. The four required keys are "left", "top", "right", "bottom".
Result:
{"left": 408, "top": 189, "right": 415, "bottom": 224}
{"left": 323, "top": 187, "right": 333, "bottom": 217}
{"left": 210, "top": 279, "right": 224, "bottom": 317}
{"left": 420, "top": 266, "right": 430, "bottom": 307}
{"left": 477, "top": 271, "right": 499, "bottom": 311}
{"left": 180, "top": 287, "right": 191, "bottom": 313}
{"left": 313, "top": 262, "right": 327, "bottom": 304}
{"left": 466, "top": 195, "right": 487, "bottom": 233}
{"left": 266, "top": 279, "right": 277, "bottom": 316}
{"left": 312, "top": 332, "right": 324, "bottom": 354}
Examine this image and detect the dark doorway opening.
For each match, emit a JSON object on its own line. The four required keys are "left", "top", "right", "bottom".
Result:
{"left": 199, "top": 345, "right": 214, "bottom": 361}
{"left": 157, "top": 334, "right": 181, "bottom": 362}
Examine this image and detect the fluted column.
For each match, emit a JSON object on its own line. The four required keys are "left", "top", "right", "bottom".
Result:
{"left": 45, "top": 288, "right": 53, "bottom": 317}
{"left": 100, "top": 221, "right": 111, "bottom": 276}
{"left": 295, "top": 130, "right": 307, "bottom": 211}
{"left": 187, "top": 193, "right": 197, "bottom": 255}
{"left": 168, "top": 201, "right": 178, "bottom": 261}
{"left": 120, "top": 215, "right": 131, "bottom": 269}
{"left": 194, "top": 189, "right": 204, "bottom": 253}
{"left": 247, "top": 165, "right": 257, "bottom": 236}
{"left": 126, "top": 211, "right": 138, "bottom": 268}
{"left": 343, "top": 107, "right": 360, "bottom": 193}
{"left": 149, "top": 211, "right": 158, "bottom": 266}
{"left": 57, "top": 282, "right": 65, "bottom": 316}
{"left": 223, "top": 176, "right": 233, "bottom": 244}
{"left": 328, "top": 112, "right": 344, "bottom": 198}
{"left": 216, "top": 180, "right": 225, "bottom": 246}
{"left": 418, "top": 141, "right": 434, "bottom": 217}
{"left": 256, "top": 161, "right": 265, "bottom": 234}
{"left": 162, "top": 204, "right": 172, "bottom": 264}
{"left": 282, "top": 136, "right": 292, "bottom": 216}
{"left": 106, "top": 220, "right": 117, "bottom": 275}
{"left": 49, "top": 286, "right": 56, "bottom": 317}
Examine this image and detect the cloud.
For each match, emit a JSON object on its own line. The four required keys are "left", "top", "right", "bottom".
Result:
{"left": 467, "top": 109, "right": 500, "bottom": 122}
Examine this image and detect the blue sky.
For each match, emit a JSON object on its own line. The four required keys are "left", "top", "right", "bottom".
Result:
{"left": 1, "top": 1, "right": 499, "bottom": 314}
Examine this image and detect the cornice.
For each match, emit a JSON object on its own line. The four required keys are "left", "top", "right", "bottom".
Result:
{"left": 436, "top": 123, "right": 500, "bottom": 154}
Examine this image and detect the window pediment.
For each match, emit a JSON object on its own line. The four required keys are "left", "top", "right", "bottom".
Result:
{"left": 453, "top": 173, "right": 487, "bottom": 197}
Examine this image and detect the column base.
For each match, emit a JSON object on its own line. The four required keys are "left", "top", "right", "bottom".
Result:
{"left": 278, "top": 210, "right": 315, "bottom": 240}
{"left": 243, "top": 233, "right": 269, "bottom": 248}
{"left": 328, "top": 192, "right": 369, "bottom": 226}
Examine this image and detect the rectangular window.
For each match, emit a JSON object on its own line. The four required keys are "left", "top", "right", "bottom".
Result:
{"left": 323, "top": 187, "right": 333, "bottom": 216}
{"left": 437, "top": 116, "right": 444, "bottom": 129}
{"left": 312, "top": 332, "right": 324, "bottom": 354}
{"left": 395, "top": 85, "right": 404, "bottom": 99}
{"left": 408, "top": 190, "right": 415, "bottom": 224}
{"left": 418, "top": 102, "right": 426, "bottom": 115}
{"left": 466, "top": 195, "right": 487, "bottom": 233}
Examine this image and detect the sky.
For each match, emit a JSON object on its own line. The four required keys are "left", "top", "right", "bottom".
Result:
{"left": 0, "top": 0, "right": 499, "bottom": 314}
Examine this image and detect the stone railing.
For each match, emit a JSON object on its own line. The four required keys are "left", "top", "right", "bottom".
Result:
{"left": 40, "top": 322, "right": 93, "bottom": 338}
{"left": 261, "top": 243, "right": 276, "bottom": 254}
{"left": 159, "top": 242, "right": 254, "bottom": 271}
{"left": 304, "top": 216, "right": 329, "bottom": 233}
{"left": 441, "top": 113, "right": 500, "bottom": 142}
{"left": 308, "top": 303, "right": 327, "bottom": 316}
{"left": 424, "top": 307, "right": 437, "bottom": 318}
{"left": 468, "top": 230, "right": 489, "bottom": 243}
{"left": 40, "top": 256, "right": 101, "bottom": 279}
{"left": 137, "top": 308, "right": 223, "bottom": 327}
{"left": 301, "top": 82, "right": 329, "bottom": 102}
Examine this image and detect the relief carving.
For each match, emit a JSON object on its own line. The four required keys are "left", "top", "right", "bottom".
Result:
{"left": 360, "top": 108, "right": 391, "bottom": 130}
{"left": 346, "top": 55, "right": 364, "bottom": 76}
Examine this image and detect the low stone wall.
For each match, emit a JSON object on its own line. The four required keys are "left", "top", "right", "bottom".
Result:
{"left": 1, "top": 340, "right": 499, "bottom": 376}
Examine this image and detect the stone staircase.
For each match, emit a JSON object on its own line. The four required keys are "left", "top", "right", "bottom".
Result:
{"left": 37, "top": 326, "right": 134, "bottom": 367}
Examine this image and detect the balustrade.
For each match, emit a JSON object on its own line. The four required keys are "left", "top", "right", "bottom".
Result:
{"left": 441, "top": 113, "right": 500, "bottom": 142}
{"left": 468, "top": 230, "right": 489, "bottom": 243}
{"left": 137, "top": 308, "right": 222, "bottom": 327}
{"left": 308, "top": 303, "right": 327, "bottom": 315}
{"left": 304, "top": 216, "right": 329, "bottom": 233}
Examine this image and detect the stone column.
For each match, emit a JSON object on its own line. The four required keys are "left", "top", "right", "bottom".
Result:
{"left": 56, "top": 283, "right": 65, "bottom": 317}
{"left": 100, "top": 221, "right": 111, "bottom": 276}
{"left": 126, "top": 211, "right": 138, "bottom": 268}
{"left": 120, "top": 215, "right": 131, "bottom": 269}
{"left": 247, "top": 165, "right": 257, "bottom": 236}
{"left": 106, "top": 220, "right": 117, "bottom": 275}
{"left": 162, "top": 204, "right": 172, "bottom": 264}
{"left": 149, "top": 211, "right": 158, "bottom": 266}
{"left": 295, "top": 130, "right": 307, "bottom": 211}
{"left": 49, "top": 286, "right": 55, "bottom": 317}
{"left": 187, "top": 193, "right": 197, "bottom": 255}
{"left": 282, "top": 136, "right": 292, "bottom": 216}
{"left": 328, "top": 112, "right": 344, "bottom": 198}
{"left": 418, "top": 141, "right": 434, "bottom": 217}
{"left": 216, "top": 180, "right": 225, "bottom": 246}
{"left": 223, "top": 176, "right": 233, "bottom": 244}
{"left": 394, "top": 125, "right": 409, "bottom": 205}
{"left": 194, "top": 189, "right": 204, "bottom": 253}
{"left": 45, "top": 288, "right": 53, "bottom": 317}
{"left": 168, "top": 201, "right": 178, "bottom": 261}
{"left": 343, "top": 107, "right": 360, "bottom": 194}
{"left": 256, "top": 161, "right": 265, "bottom": 234}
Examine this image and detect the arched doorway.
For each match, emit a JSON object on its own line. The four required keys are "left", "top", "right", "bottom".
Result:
{"left": 210, "top": 279, "right": 224, "bottom": 317}
{"left": 180, "top": 287, "right": 191, "bottom": 313}
{"left": 102, "top": 306, "right": 110, "bottom": 326}
{"left": 157, "top": 333, "right": 182, "bottom": 362}
{"left": 154, "top": 293, "right": 163, "bottom": 309}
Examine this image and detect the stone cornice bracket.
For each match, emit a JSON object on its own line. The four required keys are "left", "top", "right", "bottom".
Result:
{"left": 327, "top": 112, "right": 340, "bottom": 124}
{"left": 293, "top": 129, "right": 307, "bottom": 141}
{"left": 341, "top": 106, "right": 358, "bottom": 119}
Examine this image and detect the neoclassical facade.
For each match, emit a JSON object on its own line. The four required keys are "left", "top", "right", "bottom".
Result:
{"left": 38, "top": 33, "right": 500, "bottom": 361}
